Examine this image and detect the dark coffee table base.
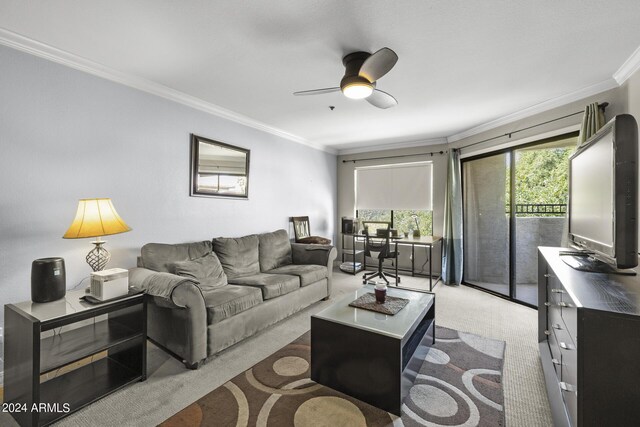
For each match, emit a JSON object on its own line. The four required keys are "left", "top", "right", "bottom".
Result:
{"left": 311, "top": 302, "right": 435, "bottom": 415}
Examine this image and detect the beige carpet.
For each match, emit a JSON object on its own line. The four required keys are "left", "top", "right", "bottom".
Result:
{"left": 0, "top": 270, "right": 551, "bottom": 426}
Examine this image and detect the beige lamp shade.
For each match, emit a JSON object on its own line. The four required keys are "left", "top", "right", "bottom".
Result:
{"left": 63, "top": 198, "right": 132, "bottom": 239}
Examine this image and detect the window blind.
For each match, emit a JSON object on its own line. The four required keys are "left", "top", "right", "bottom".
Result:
{"left": 355, "top": 162, "right": 433, "bottom": 210}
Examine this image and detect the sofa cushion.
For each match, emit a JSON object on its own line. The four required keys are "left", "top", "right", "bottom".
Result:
{"left": 265, "top": 264, "right": 327, "bottom": 287}
{"left": 213, "top": 235, "right": 260, "bottom": 279}
{"left": 171, "top": 252, "right": 228, "bottom": 291}
{"left": 202, "top": 285, "right": 263, "bottom": 325}
{"left": 229, "top": 273, "right": 300, "bottom": 300}
{"left": 258, "top": 229, "right": 292, "bottom": 271}
{"left": 141, "top": 241, "right": 213, "bottom": 273}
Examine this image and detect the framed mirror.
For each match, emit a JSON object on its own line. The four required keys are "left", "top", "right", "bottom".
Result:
{"left": 190, "top": 134, "right": 250, "bottom": 198}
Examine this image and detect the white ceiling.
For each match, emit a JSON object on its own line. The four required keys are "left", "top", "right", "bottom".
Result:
{"left": 1, "top": 1, "right": 640, "bottom": 153}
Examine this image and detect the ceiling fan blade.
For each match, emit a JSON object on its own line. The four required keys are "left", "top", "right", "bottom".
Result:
{"left": 293, "top": 87, "right": 341, "bottom": 96}
{"left": 359, "top": 48, "right": 398, "bottom": 82}
{"left": 366, "top": 89, "right": 398, "bottom": 109}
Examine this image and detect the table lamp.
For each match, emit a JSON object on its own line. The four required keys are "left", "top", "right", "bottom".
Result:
{"left": 63, "top": 198, "right": 132, "bottom": 271}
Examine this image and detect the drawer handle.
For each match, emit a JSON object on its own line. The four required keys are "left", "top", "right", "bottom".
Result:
{"left": 552, "top": 323, "right": 562, "bottom": 330}
{"left": 551, "top": 288, "right": 565, "bottom": 293}
{"left": 551, "top": 358, "right": 562, "bottom": 366}
{"left": 559, "top": 342, "right": 575, "bottom": 350}
{"left": 559, "top": 301, "right": 572, "bottom": 308}
{"left": 544, "top": 274, "right": 551, "bottom": 278}
{"left": 544, "top": 302, "right": 551, "bottom": 307}
{"left": 560, "top": 382, "right": 576, "bottom": 392}
{"left": 544, "top": 330, "right": 551, "bottom": 336}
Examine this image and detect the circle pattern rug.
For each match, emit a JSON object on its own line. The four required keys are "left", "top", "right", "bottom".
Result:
{"left": 160, "top": 326, "right": 505, "bottom": 426}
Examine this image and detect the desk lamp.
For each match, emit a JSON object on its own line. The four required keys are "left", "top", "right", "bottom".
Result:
{"left": 63, "top": 198, "right": 131, "bottom": 271}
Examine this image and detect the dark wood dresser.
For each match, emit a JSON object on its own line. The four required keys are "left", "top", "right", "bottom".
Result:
{"left": 538, "top": 247, "right": 640, "bottom": 427}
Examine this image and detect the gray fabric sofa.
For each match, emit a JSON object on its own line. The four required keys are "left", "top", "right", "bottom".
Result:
{"left": 129, "top": 229, "right": 336, "bottom": 369}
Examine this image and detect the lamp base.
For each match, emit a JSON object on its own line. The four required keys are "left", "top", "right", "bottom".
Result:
{"left": 86, "top": 240, "right": 110, "bottom": 272}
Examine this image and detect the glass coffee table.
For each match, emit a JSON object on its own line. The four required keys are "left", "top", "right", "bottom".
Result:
{"left": 310, "top": 285, "right": 435, "bottom": 415}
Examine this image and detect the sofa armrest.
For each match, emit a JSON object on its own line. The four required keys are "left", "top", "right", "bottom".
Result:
{"left": 291, "top": 244, "right": 337, "bottom": 268}
{"left": 129, "top": 267, "right": 201, "bottom": 308}
{"left": 129, "top": 267, "right": 208, "bottom": 367}
{"left": 291, "top": 244, "right": 337, "bottom": 297}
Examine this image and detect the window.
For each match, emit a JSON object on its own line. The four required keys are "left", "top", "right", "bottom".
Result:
{"left": 355, "top": 161, "right": 433, "bottom": 236}
{"left": 355, "top": 162, "right": 432, "bottom": 211}
{"left": 357, "top": 209, "right": 433, "bottom": 236}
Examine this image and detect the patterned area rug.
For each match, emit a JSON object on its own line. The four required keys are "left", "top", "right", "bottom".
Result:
{"left": 160, "top": 327, "right": 505, "bottom": 426}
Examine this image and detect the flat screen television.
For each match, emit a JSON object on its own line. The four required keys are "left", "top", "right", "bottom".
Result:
{"left": 565, "top": 114, "right": 638, "bottom": 273}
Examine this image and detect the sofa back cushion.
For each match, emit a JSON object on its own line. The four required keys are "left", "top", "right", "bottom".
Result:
{"left": 258, "top": 229, "right": 292, "bottom": 271}
{"left": 171, "top": 252, "right": 228, "bottom": 291}
{"left": 141, "top": 241, "right": 212, "bottom": 273}
{"left": 213, "top": 234, "right": 260, "bottom": 279}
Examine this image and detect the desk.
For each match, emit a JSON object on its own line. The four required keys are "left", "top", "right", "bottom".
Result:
{"left": 394, "top": 236, "right": 442, "bottom": 291}
{"left": 340, "top": 233, "right": 442, "bottom": 291}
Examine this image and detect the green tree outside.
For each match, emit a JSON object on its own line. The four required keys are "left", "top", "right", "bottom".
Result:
{"left": 358, "top": 209, "right": 433, "bottom": 236}
{"left": 510, "top": 146, "right": 576, "bottom": 216}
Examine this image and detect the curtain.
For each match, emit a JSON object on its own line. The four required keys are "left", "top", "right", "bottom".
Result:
{"left": 442, "top": 149, "right": 463, "bottom": 285}
{"left": 561, "top": 102, "right": 606, "bottom": 246}
{"left": 577, "top": 102, "right": 605, "bottom": 146}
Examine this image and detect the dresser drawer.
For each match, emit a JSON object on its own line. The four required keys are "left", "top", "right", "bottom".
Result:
{"left": 548, "top": 302, "right": 564, "bottom": 332}
{"left": 547, "top": 274, "right": 566, "bottom": 304}
{"left": 558, "top": 330, "right": 577, "bottom": 384}
{"left": 558, "top": 325, "right": 578, "bottom": 426}
{"left": 561, "top": 381, "right": 578, "bottom": 427}
{"left": 547, "top": 328, "right": 562, "bottom": 380}
{"left": 561, "top": 301, "right": 578, "bottom": 342}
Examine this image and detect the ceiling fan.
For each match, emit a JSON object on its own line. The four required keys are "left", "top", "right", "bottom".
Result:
{"left": 293, "top": 47, "right": 398, "bottom": 109}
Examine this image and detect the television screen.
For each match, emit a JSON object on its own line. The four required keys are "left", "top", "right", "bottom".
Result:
{"left": 569, "top": 130, "right": 614, "bottom": 256}
{"left": 567, "top": 114, "right": 638, "bottom": 270}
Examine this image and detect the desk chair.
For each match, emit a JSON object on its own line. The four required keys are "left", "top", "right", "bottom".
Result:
{"left": 362, "top": 228, "right": 400, "bottom": 285}
{"left": 291, "top": 216, "right": 331, "bottom": 245}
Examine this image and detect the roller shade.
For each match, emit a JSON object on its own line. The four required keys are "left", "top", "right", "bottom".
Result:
{"left": 356, "top": 162, "right": 432, "bottom": 210}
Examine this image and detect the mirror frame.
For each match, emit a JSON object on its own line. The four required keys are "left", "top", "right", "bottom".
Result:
{"left": 190, "top": 134, "right": 250, "bottom": 199}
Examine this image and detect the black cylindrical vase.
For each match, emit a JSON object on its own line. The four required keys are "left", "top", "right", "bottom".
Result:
{"left": 31, "top": 258, "right": 66, "bottom": 303}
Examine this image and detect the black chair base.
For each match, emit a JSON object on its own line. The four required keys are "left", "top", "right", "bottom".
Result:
{"left": 362, "top": 270, "right": 400, "bottom": 285}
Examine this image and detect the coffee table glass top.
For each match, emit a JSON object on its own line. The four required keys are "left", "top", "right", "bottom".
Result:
{"left": 313, "top": 285, "right": 434, "bottom": 339}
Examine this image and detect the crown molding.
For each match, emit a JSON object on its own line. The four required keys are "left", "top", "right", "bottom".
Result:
{"left": 614, "top": 45, "right": 640, "bottom": 85}
{"left": 337, "top": 137, "right": 447, "bottom": 156}
{"left": 0, "top": 28, "right": 337, "bottom": 154}
{"left": 447, "top": 78, "right": 619, "bottom": 143}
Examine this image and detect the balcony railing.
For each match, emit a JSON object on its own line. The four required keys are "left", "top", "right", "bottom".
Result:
{"left": 506, "top": 203, "right": 567, "bottom": 216}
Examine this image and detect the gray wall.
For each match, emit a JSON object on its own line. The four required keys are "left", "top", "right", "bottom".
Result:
{"left": 0, "top": 45, "right": 337, "bottom": 337}
{"left": 450, "top": 86, "right": 628, "bottom": 154}
{"left": 621, "top": 68, "right": 640, "bottom": 248}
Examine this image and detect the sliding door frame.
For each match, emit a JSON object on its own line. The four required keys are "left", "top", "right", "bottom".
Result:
{"left": 461, "top": 131, "right": 579, "bottom": 309}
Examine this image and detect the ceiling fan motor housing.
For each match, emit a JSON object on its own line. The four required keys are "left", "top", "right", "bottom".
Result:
{"left": 340, "top": 51, "right": 375, "bottom": 92}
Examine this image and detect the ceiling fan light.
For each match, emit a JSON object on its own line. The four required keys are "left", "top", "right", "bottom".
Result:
{"left": 342, "top": 82, "right": 373, "bottom": 99}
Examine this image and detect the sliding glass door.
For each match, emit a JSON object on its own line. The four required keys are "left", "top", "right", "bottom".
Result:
{"left": 463, "top": 153, "right": 511, "bottom": 296}
{"left": 462, "top": 134, "right": 577, "bottom": 307}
